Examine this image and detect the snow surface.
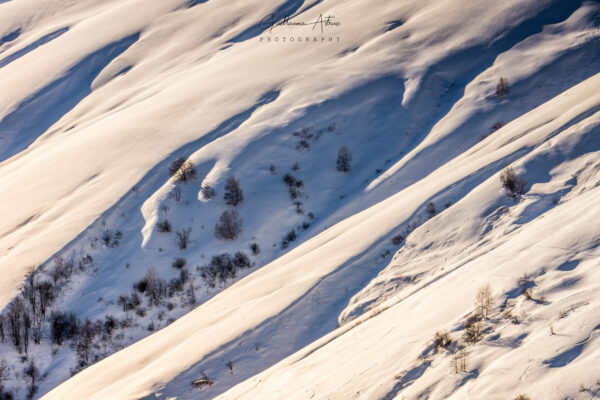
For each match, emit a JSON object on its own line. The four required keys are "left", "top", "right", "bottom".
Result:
{"left": 0, "top": 0, "right": 599, "bottom": 399}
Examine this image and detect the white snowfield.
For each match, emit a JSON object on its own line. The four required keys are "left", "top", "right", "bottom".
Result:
{"left": 0, "top": 0, "right": 598, "bottom": 399}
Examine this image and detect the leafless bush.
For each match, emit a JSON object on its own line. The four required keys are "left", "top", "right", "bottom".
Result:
{"left": 518, "top": 273, "right": 534, "bottom": 300}
{"left": 281, "top": 229, "right": 297, "bottom": 249}
{"left": 433, "top": 331, "right": 452, "bottom": 351}
{"left": 463, "top": 314, "right": 482, "bottom": 343}
{"left": 496, "top": 77, "right": 510, "bottom": 97}
{"left": 426, "top": 202, "right": 436, "bottom": 217}
{"left": 500, "top": 167, "right": 526, "bottom": 198}
{"left": 225, "top": 360, "right": 234, "bottom": 373}
{"left": 170, "top": 187, "right": 182, "bottom": 203}
{"left": 172, "top": 257, "right": 187, "bottom": 270}
{"left": 233, "top": 251, "right": 252, "bottom": 269}
{"left": 176, "top": 227, "right": 192, "bottom": 250}
{"left": 169, "top": 156, "right": 186, "bottom": 176}
{"left": 491, "top": 121, "right": 505, "bottom": 131}
{"left": 249, "top": 242, "right": 260, "bottom": 255}
{"left": 141, "top": 268, "right": 167, "bottom": 306}
{"left": 156, "top": 219, "right": 172, "bottom": 233}
{"left": 391, "top": 234, "right": 404, "bottom": 246}
{"left": 336, "top": 145, "right": 352, "bottom": 173}
{"left": 201, "top": 185, "right": 215, "bottom": 200}
{"left": 200, "top": 253, "right": 236, "bottom": 287}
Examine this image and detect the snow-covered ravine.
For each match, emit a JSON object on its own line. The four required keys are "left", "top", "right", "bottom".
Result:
{"left": 0, "top": 0, "right": 599, "bottom": 399}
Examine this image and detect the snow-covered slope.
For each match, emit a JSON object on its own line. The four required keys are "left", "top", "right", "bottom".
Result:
{"left": 0, "top": 0, "right": 599, "bottom": 399}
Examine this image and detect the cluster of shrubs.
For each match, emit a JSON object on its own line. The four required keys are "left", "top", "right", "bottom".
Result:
{"left": 283, "top": 173, "right": 304, "bottom": 202}
{"left": 101, "top": 229, "right": 123, "bottom": 247}
{"left": 281, "top": 229, "right": 297, "bottom": 249}
{"left": 426, "top": 285, "right": 495, "bottom": 377}
{"left": 199, "top": 252, "right": 253, "bottom": 288}
{"left": 129, "top": 267, "right": 196, "bottom": 310}
{"left": 292, "top": 124, "right": 335, "bottom": 152}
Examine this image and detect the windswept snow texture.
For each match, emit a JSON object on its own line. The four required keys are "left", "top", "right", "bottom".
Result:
{"left": 0, "top": 0, "right": 598, "bottom": 400}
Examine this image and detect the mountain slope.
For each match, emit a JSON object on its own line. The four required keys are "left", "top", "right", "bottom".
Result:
{"left": 0, "top": 0, "right": 598, "bottom": 399}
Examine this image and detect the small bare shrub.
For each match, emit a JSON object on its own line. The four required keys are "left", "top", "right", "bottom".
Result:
{"left": 496, "top": 77, "right": 510, "bottom": 97}
{"left": 391, "top": 234, "right": 404, "bottom": 246}
{"left": 463, "top": 314, "right": 482, "bottom": 343}
{"left": 201, "top": 185, "right": 215, "bottom": 199}
{"left": 156, "top": 219, "right": 172, "bottom": 233}
{"left": 433, "top": 331, "right": 452, "bottom": 351}
{"left": 491, "top": 121, "right": 505, "bottom": 131}
{"left": 176, "top": 228, "right": 192, "bottom": 250}
{"left": 336, "top": 145, "right": 352, "bottom": 173}
{"left": 225, "top": 359, "right": 234, "bottom": 373}
{"left": 426, "top": 202, "right": 436, "bottom": 217}
{"left": 281, "top": 229, "right": 297, "bottom": 249}
{"left": 170, "top": 187, "right": 182, "bottom": 203}
{"left": 169, "top": 156, "right": 186, "bottom": 176}
{"left": 172, "top": 257, "right": 187, "bottom": 270}
{"left": 500, "top": 167, "right": 526, "bottom": 198}
{"left": 249, "top": 242, "right": 260, "bottom": 255}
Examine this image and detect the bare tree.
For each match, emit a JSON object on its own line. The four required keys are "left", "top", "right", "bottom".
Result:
{"left": 475, "top": 284, "right": 493, "bottom": 319}
{"left": 144, "top": 268, "right": 167, "bottom": 306}
{"left": 22, "top": 266, "right": 38, "bottom": 316}
{"left": 36, "top": 280, "right": 54, "bottom": 317}
{"left": 0, "top": 359, "right": 9, "bottom": 392}
{"left": 454, "top": 349, "right": 468, "bottom": 373}
{"left": 336, "top": 146, "right": 352, "bottom": 173}
{"left": 31, "top": 312, "right": 44, "bottom": 344}
{"left": 22, "top": 309, "right": 31, "bottom": 354}
{"left": 214, "top": 210, "right": 242, "bottom": 240}
{"left": 223, "top": 176, "right": 243, "bottom": 206}
{"left": 0, "top": 316, "right": 4, "bottom": 343}
{"left": 6, "top": 298, "right": 24, "bottom": 353}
